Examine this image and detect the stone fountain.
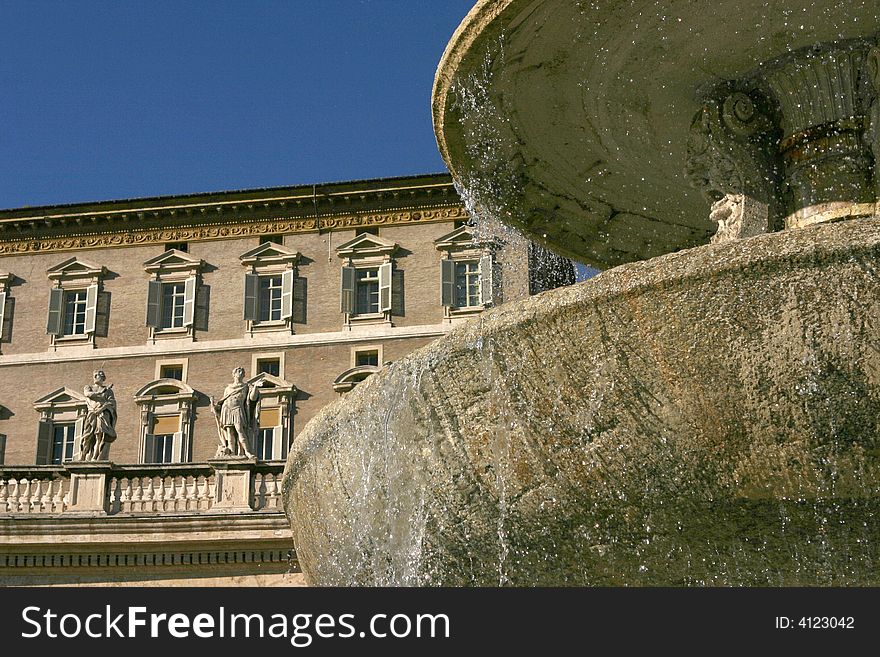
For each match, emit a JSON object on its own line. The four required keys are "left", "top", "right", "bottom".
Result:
{"left": 282, "top": 1, "right": 880, "bottom": 585}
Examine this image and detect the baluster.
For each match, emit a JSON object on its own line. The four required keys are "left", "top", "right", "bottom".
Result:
{"left": 8, "top": 478, "right": 18, "bottom": 512}
{"left": 186, "top": 476, "right": 198, "bottom": 510}
{"left": 30, "top": 478, "right": 44, "bottom": 513}
{"left": 41, "top": 480, "right": 54, "bottom": 513}
{"left": 144, "top": 477, "right": 155, "bottom": 511}
{"left": 156, "top": 476, "right": 166, "bottom": 511}
{"left": 52, "top": 479, "right": 65, "bottom": 512}
{"left": 18, "top": 478, "right": 31, "bottom": 513}
{"left": 166, "top": 477, "right": 177, "bottom": 511}
{"left": 266, "top": 473, "right": 279, "bottom": 509}
{"left": 0, "top": 478, "right": 8, "bottom": 512}
{"left": 206, "top": 474, "right": 216, "bottom": 508}
{"left": 110, "top": 478, "right": 122, "bottom": 514}
{"left": 119, "top": 478, "right": 132, "bottom": 513}
{"left": 131, "top": 477, "right": 143, "bottom": 512}
{"left": 195, "top": 475, "right": 206, "bottom": 509}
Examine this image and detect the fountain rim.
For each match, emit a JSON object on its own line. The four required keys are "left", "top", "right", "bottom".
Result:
{"left": 432, "top": 0, "right": 516, "bottom": 179}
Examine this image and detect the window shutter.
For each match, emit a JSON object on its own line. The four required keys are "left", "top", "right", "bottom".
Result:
{"left": 36, "top": 420, "right": 53, "bottom": 465}
{"left": 0, "top": 434, "right": 5, "bottom": 465}
{"left": 243, "top": 273, "right": 259, "bottom": 321}
{"left": 142, "top": 433, "right": 156, "bottom": 464}
{"left": 480, "top": 255, "right": 494, "bottom": 305}
{"left": 280, "top": 269, "right": 294, "bottom": 320}
{"left": 391, "top": 269, "right": 405, "bottom": 316}
{"left": 183, "top": 276, "right": 196, "bottom": 327}
{"left": 292, "top": 277, "right": 308, "bottom": 324}
{"left": 379, "top": 262, "right": 392, "bottom": 313}
{"left": 46, "top": 287, "right": 64, "bottom": 336}
{"left": 441, "top": 259, "right": 455, "bottom": 307}
{"left": 194, "top": 284, "right": 210, "bottom": 332}
{"left": 84, "top": 283, "right": 98, "bottom": 334}
{"left": 341, "top": 266, "right": 355, "bottom": 314}
{"left": 73, "top": 417, "right": 84, "bottom": 460}
{"left": 272, "top": 426, "right": 284, "bottom": 460}
{"left": 172, "top": 431, "right": 184, "bottom": 464}
{"left": 146, "top": 280, "right": 162, "bottom": 328}
{"left": 0, "top": 291, "right": 6, "bottom": 342}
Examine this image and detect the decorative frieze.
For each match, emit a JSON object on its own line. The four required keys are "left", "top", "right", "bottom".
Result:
{"left": 0, "top": 205, "right": 468, "bottom": 256}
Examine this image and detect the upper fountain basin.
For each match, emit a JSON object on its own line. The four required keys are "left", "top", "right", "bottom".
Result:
{"left": 433, "top": 0, "right": 880, "bottom": 268}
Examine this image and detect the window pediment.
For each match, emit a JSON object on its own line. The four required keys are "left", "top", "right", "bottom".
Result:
{"left": 332, "top": 365, "right": 380, "bottom": 393}
{"left": 143, "top": 249, "right": 204, "bottom": 277}
{"left": 134, "top": 378, "right": 196, "bottom": 403}
{"left": 46, "top": 257, "right": 106, "bottom": 285}
{"left": 335, "top": 233, "right": 398, "bottom": 261}
{"left": 434, "top": 225, "right": 495, "bottom": 256}
{"left": 34, "top": 387, "right": 87, "bottom": 411}
{"left": 239, "top": 243, "right": 300, "bottom": 270}
{"left": 246, "top": 372, "right": 297, "bottom": 398}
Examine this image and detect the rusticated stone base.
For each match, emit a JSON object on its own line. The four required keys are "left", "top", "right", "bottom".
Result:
{"left": 282, "top": 218, "right": 880, "bottom": 586}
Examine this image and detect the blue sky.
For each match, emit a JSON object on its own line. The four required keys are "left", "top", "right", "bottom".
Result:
{"left": 0, "top": 1, "right": 476, "bottom": 208}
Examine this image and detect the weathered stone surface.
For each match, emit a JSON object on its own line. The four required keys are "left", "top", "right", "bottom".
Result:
{"left": 283, "top": 218, "right": 880, "bottom": 585}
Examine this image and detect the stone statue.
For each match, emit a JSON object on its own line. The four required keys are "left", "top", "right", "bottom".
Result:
{"left": 210, "top": 367, "right": 264, "bottom": 459}
{"left": 79, "top": 369, "right": 117, "bottom": 461}
{"left": 685, "top": 89, "right": 781, "bottom": 242}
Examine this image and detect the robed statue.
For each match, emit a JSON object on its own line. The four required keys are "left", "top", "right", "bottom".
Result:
{"left": 79, "top": 369, "right": 117, "bottom": 461}
{"left": 211, "top": 366, "right": 264, "bottom": 458}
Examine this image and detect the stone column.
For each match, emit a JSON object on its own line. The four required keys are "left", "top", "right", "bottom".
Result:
{"left": 209, "top": 458, "right": 256, "bottom": 512}
{"left": 64, "top": 461, "right": 113, "bottom": 514}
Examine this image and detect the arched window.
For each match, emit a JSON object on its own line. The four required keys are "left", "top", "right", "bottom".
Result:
{"left": 332, "top": 365, "right": 381, "bottom": 395}
{"left": 247, "top": 372, "right": 297, "bottom": 461}
{"left": 134, "top": 379, "right": 197, "bottom": 464}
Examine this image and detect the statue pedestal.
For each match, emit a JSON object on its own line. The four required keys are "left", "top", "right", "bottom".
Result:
{"left": 64, "top": 461, "right": 114, "bottom": 515}
{"left": 209, "top": 458, "right": 256, "bottom": 512}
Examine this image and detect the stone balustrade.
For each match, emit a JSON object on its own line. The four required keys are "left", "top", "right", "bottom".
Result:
{"left": 0, "top": 460, "right": 285, "bottom": 516}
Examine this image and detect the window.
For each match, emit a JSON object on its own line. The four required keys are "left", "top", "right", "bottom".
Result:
{"left": 454, "top": 261, "right": 481, "bottom": 308}
{"left": 259, "top": 275, "right": 284, "bottom": 321}
{"left": 255, "top": 427, "right": 275, "bottom": 461}
{"left": 355, "top": 268, "right": 380, "bottom": 315}
{"left": 259, "top": 235, "right": 284, "bottom": 245}
{"left": 46, "top": 257, "right": 106, "bottom": 346}
{"left": 155, "top": 359, "right": 188, "bottom": 383}
{"left": 0, "top": 434, "right": 5, "bottom": 465}
{"left": 160, "top": 364, "right": 184, "bottom": 381}
{"left": 336, "top": 233, "right": 399, "bottom": 329}
{"left": 51, "top": 424, "right": 77, "bottom": 464}
{"left": 164, "top": 242, "right": 188, "bottom": 253}
{"left": 246, "top": 373, "right": 296, "bottom": 461}
{"left": 355, "top": 350, "right": 379, "bottom": 367}
{"left": 256, "top": 357, "right": 281, "bottom": 377}
{"left": 144, "top": 249, "right": 206, "bottom": 340}
{"left": 161, "top": 282, "right": 187, "bottom": 329}
{"left": 34, "top": 387, "right": 87, "bottom": 465}
{"left": 134, "top": 381, "right": 196, "bottom": 464}
{"left": 147, "top": 431, "right": 175, "bottom": 464}
{"left": 240, "top": 242, "right": 302, "bottom": 333}
{"left": 435, "top": 225, "right": 496, "bottom": 321}
{"left": 63, "top": 289, "right": 89, "bottom": 335}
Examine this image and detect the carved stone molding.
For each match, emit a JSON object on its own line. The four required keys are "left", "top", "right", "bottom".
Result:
{"left": 685, "top": 89, "right": 780, "bottom": 242}
{"left": 686, "top": 39, "right": 880, "bottom": 242}
{"left": 0, "top": 205, "right": 468, "bottom": 256}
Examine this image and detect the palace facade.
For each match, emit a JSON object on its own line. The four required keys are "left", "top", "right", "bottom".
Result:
{"left": 0, "top": 173, "right": 573, "bottom": 585}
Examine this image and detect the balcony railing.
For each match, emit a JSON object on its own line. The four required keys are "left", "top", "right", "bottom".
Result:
{"left": 0, "top": 460, "right": 285, "bottom": 516}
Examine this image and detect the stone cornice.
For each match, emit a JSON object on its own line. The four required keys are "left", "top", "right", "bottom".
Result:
{"left": 0, "top": 174, "right": 468, "bottom": 256}
{"left": 0, "top": 204, "right": 468, "bottom": 256}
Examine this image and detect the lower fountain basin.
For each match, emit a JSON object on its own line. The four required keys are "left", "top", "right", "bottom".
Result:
{"left": 283, "top": 218, "right": 880, "bottom": 585}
